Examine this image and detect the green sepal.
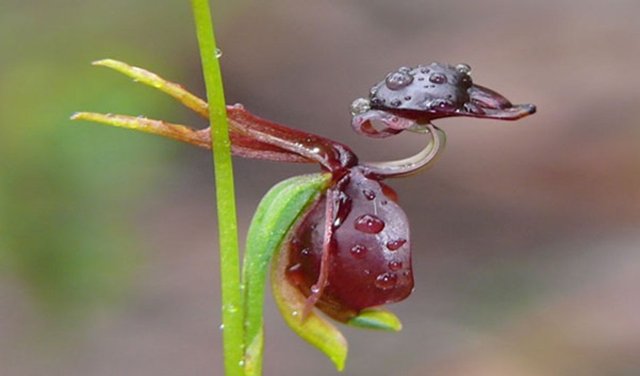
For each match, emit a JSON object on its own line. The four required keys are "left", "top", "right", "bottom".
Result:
{"left": 347, "top": 308, "right": 403, "bottom": 332}
{"left": 242, "top": 173, "right": 332, "bottom": 375}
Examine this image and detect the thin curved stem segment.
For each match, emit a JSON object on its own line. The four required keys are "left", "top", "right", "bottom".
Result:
{"left": 361, "top": 123, "right": 447, "bottom": 178}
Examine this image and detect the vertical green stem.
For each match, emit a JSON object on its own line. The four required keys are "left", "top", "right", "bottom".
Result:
{"left": 190, "top": 1, "right": 244, "bottom": 376}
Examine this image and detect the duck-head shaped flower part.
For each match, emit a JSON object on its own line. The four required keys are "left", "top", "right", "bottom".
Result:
{"left": 73, "top": 60, "right": 535, "bottom": 371}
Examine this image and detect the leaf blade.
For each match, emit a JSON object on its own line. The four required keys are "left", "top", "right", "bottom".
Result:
{"left": 242, "top": 173, "right": 331, "bottom": 375}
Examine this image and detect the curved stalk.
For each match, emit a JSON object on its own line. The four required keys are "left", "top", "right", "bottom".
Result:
{"left": 361, "top": 124, "right": 447, "bottom": 178}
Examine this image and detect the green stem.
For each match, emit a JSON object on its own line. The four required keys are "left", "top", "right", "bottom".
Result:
{"left": 190, "top": 1, "right": 244, "bottom": 376}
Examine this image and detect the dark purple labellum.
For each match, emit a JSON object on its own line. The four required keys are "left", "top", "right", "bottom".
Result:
{"left": 287, "top": 168, "right": 413, "bottom": 321}
{"left": 366, "top": 62, "right": 536, "bottom": 123}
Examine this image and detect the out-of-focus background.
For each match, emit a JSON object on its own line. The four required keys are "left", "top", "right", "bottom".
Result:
{"left": 1, "top": 0, "right": 639, "bottom": 375}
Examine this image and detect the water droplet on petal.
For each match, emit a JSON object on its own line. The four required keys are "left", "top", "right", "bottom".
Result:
{"left": 436, "top": 100, "right": 456, "bottom": 110}
{"left": 456, "top": 63, "right": 471, "bottom": 74}
{"left": 388, "top": 261, "right": 403, "bottom": 271}
{"left": 386, "top": 239, "right": 407, "bottom": 251}
{"left": 375, "top": 272, "right": 398, "bottom": 290}
{"left": 362, "top": 189, "right": 376, "bottom": 200}
{"left": 351, "top": 97, "right": 371, "bottom": 115}
{"left": 350, "top": 244, "right": 368, "bottom": 258}
{"left": 429, "top": 73, "right": 447, "bottom": 84}
{"left": 385, "top": 71, "right": 414, "bottom": 90}
{"left": 390, "top": 99, "right": 402, "bottom": 107}
{"left": 354, "top": 214, "right": 385, "bottom": 234}
{"left": 310, "top": 285, "right": 321, "bottom": 294}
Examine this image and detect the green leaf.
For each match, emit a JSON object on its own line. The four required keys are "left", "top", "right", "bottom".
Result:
{"left": 242, "top": 173, "right": 332, "bottom": 375}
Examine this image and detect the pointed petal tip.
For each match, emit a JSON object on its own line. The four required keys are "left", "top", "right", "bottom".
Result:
{"left": 91, "top": 59, "right": 123, "bottom": 68}
{"left": 91, "top": 59, "right": 109, "bottom": 66}
{"left": 348, "top": 308, "right": 403, "bottom": 332}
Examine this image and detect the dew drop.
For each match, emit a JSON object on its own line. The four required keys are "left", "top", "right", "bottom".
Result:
{"left": 375, "top": 272, "right": 398, "bottom": 290}
{"left": 456, "top": 63, "right": 471, "bottom": 74}
{"left": 388, "top": 260, "right": 403, "bottom": 271}
{"left": 385, "top": 71, "right": 414, "bottom": 90}
{"left": 364, "top": 269, "right": 371, "bottom": 275}
{"left": 238, "top": 360, "right": 245, "bottom": 367}
{"left": 354, "top": 214, "right": 385, "bottom": 234}
{"left": 436, "top": 100, "right": 456, "bottom": 110}
{"left": 429, "top": 73, "right": 447, "bottom": 84}
{"left": 215, "top": 48, "right": 223, "bottom": 58}
{"left": 292, "top": 310, "right": 299, "bottom": 317}
{"left": 350, "top": 244, "right": 368, "bottom": 258}
{"left": 362, "top": 189, "right": 376, "bottom": 200}
{"left": 219, "top": 324, "right": 224, "bottom": 330}
{"left": 404, "top": 95, "right": 412, "bottom": 101}
{"left": 310, "top": 285, "right": 321, "bottom": 294}
{"left": 390, "top": 99, "right": 402, "bottom": 107}
{"left": 386, "top": 239, "right": 407, "bottom": 251}
{"left": 300, "top": 248, "right": 311, "bottom": 257}
{"left": 350, "top": 97, "right": 371, "bottom": 115}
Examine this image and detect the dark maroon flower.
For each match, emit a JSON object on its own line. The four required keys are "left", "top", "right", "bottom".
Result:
{"left": 352, "top": 62, "right": 536, "bottom": 138}
{"left": 74, "top": 59, "right": 535, "bottom": 325}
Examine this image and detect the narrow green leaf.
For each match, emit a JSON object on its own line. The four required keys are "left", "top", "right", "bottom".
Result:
{"left": 243, "top": 173, "right": 331, "bottom": 375}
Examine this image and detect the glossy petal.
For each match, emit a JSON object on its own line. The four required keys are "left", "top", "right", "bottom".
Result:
{"left": 287, "top": 168, "right": 413, "bottom": 322}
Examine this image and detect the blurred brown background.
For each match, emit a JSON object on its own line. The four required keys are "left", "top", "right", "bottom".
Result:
{"left": 1, "top": 0, "right": 639, "bottom": 375}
